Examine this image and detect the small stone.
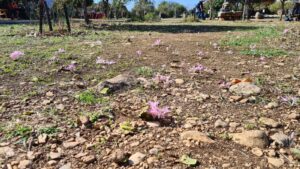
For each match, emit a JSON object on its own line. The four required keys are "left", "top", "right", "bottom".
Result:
{"left": 78, "top": 116, "right": 90, "bottom": 125}
{"left": 251, "top": 147, "right": 263, "bottom": 157}
{"left": 18, "top": 160, "right": 31, "bottom": 169}
{"left": 81, "top": 155, "right": 96, "bottom": 164}
{"left": 214, "top": 119, "right": 228, "bottom": 128}
{"left": 0, "top": 147, "right": 15, "bottom": 158}
{"left": 222, "top": 163, "right": 231, "bottom": 168}
{"left": 128, "top": 152, "right": 146, "bottom": 165}
{"left": 180, "top": 130, "right": 215, "bottom": 143}
{"left": 175, "top": 79, "right": 184, "bottom": 85}
{"left": 48, "top": 160, "right": 58, "bottom": 166}
{"left": 27, "top": 151, "right": 36, "bottom": 160}
{"left": 146, "top": 157, "right": 157, "bottom": 164}
{"left": 63, "top": 141, "right": 80, "bottom": 149}
{"left": 268, "top": 149, "right": 277, "bottom": 157}
{"left": 231, "top": 130, "right": 269, "bottom": 148}
{"left": 59, "top": 163, "right": 71, "bottom": 169}
{"left": 111, "top": 149, "right": 127, "bottom": 164}
{"left": 229, "top": 95, "right": 242, "bottom": 102}
{"left": 49, "top": 152, "right": 62, "bottom": 160}
{"left": 264, "top": 102, "right": 279, "bottom": 109}
{"left": 288, "top": 113, "right": 300, "bottom": 120}
{"left": 46, "top": 91, "right": 54, "bottom": 97}
{"left": 267, "top": 157, "right": 284, "bottom": 168}
{"left": 146, "top": 122, "right": 160, "bottom": 128}
{"left": 56, "top": 104, "right": 65, "bottom": 110}
{"left": 38, "top": 134, "right": 48, "bottom": 144}
{"left": 259, "top": 117, "right": 281, "bottom": 128}
{"left": 149, "top": 148, "right": 159, "bottom": 155}
{"left": 229, "top": 82, "right": 261, "bottom": 96}
{"left": 75, "top": 152, "right": 88, "bottom": 159}
{"left": 42, "top": 99, "right": 51, "bottom": 105}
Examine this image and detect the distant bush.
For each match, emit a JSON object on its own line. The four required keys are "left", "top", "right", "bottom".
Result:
{"left": 268, "top": 2, "right": 294, "bottom": 14}
{"left": 144, "top": 12, "right": 161, "bottom": 22}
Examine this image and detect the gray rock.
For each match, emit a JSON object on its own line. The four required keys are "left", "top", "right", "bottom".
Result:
{"left": 18, "top": 160, "right": 32, "bottom": 169}
{"left": 63, "top": 141, "right": 80, "bottom": 149}
{"left": 288, "top": 113, "right": 300, "bottom": 120}
{"left": 267, "top": 157, "right": 284, "bottom": 168}
{"left": 259, "top": 117, "right": 281, "bottom": 128}
{"left": 251, "top": 147, "right": 263, "bottom": 157}
{"left": 38, "top": 134, "right": 48, "bottom": 144}
{"left": 0, "top": 146, "right": 15, "bottom": 158}
{"left": 96, "top": 74, "right": 134, "bottom": 93}
{"left": 111, "top": 149, "right": 128, "bottom": 164}
{"left": 229, "top": 82, "right": 261, "bottom": 96}
{"left": 264, "top": 102, "right": 279, "bottom": 109}
{"left": 270, "top": 132, "right": 291, "bottom": 147}
{"left": 128, "top": 152, "right": 146, "bottom": 165}
{"left": 149, "top": 148, "right": 159, "bottom": 155}
{"left": 59, "top": 163, "right": 71, "bottom": 169}
{"left": 231, "top": 130, "right": 269, "bottom": 148}
{"left": 180, "top": 130, "right": 215, "bottom": 143}
{"left": 81, "top": 155, "right": 96, "bottom": 164}
{"left": 214, "top": 119, "right": 228, "bottom": 128}
{"left": 49, "top": 152, "right": 62, "bottom": 160}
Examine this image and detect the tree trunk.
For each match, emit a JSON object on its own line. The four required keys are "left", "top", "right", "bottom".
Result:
{"left": 280, "top": 0, "right": 285, "bottom": 21}
{"left": 83, "top": 0, "right": 90, "bottom": 24}
{"left": 63, "top": 4, "right": 71, "bottom": 32}
{"left": 209, "top": 2, "right": 213, "bottom": 20}
{"left": 103, "top": 0, "right": 109, "bottom": 18}
{"left": 39, "top": 0, "right": 44, "bottom": 34}
{"left": 242, "top": 0, "right": 249, "bottom": 20}
{"left": 44, "top": 1, "right": 53, "bottom": 31}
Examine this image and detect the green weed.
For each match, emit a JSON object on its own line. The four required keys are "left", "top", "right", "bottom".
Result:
{"left": 240, "top": 49, "right": 287, "bottom": 57}
{"left": 38, "top": 126, "right": 60, "bottom": 135}
{"left": 136, "top": 66, "right": 154, "bottom": 77}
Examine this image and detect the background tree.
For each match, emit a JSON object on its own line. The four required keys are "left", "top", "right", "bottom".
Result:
{"left": 157, "top": 1, "right": 187, "bottom": 18}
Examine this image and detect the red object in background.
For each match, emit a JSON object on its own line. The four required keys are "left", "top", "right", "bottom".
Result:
{"left": 88, "top": 12, "right": 106, "bottom": 19}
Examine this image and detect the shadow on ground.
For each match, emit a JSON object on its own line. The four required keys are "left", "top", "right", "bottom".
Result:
{"left": 99, "top": 24, "right": 258, "bottom": 33}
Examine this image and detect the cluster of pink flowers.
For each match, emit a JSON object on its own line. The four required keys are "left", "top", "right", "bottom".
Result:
{"left": 283, "top": 29, "right": 289, "bottom": 34}
{"left": 65, "top": 61, "right": 77, "bottom": 71}
{"left": 153, "top": 74, "right": 173, "bottom": 86}
{"left": 10, "top": 51, "right": 24, "bottom": 60}
{"left": 189, "top": 64, "right": 206, "bottom": 73}
{"left": 148, "top": 101, "right": 170, "bottom": 119}
{"left": 218, "top": 80, "right": 231, "bottom": 89}
{"left": 152, "top": 39, "right": 162, "bottom": 47}
{"left": 96, "top": 57, "right": 116, "bottom": 65}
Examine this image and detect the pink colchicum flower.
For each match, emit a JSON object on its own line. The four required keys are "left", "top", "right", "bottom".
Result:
{"left": 148, "top": 101, "right": 170, "bottom": 119}
{"left": 152, "top": 39, "right": 162, "bottom": 47}
{"left": 96, "top": 57, "right": 116, "bottom": 65}
{"left": 219, "top": 80, "right": 231, "bottom": 89}
{"left": 136, "top": 50, "right": 142, "bottom": 57}
{"left": 10, "top": 51, "right": 24, "bottom": 60}
{"left": 65, "top": 61, "right": 77, "bottom": 71}
{"left": 197, "top": 51, "right": 204, "bottom": 56}
{"left": 283, "top": 29, "right": 289, "bottom": 34}
{"left": 250, "top": 44, "right": 257, "bottom": 51}
{"left": 280, "top": 96, "right": 299, "bottom": 106}
{"left": 58, "top": 48, "right": 65, "bottom": 53}
{"left": 190, "top": 64, "right": 206, "bottom": 73}
{"left": 153, "top": 74, "right": 173, "bottom": 86}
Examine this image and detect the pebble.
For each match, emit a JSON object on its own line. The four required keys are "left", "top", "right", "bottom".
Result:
{"left": 81, "top": 155, "right": 96, "bottom": 164}
{"left": 267, "top": 157, "right": 284, "bottom": 168}
{"left": 18, "top": 160, "right": 31, "bottom": 169}
{"left": 63, "top": 141, "right": 80, "bottom": 149}
{"left": 229, "top": 82, "right": 261, "bottom": 96}
{"left": 214, "top": 119, "right": 228, "bottom": 128}
{"left": 149, "top": 148, "right": 159, "bottom": 155}
{"left": 231, "top": 130, "right": 269, "bottom": 148}
{"left": 111, "top": 149, "right": 127, "bottom": 164}
{"left": 49, "top": 152, "right": 62, "bottom": 160}
{"left": 38, "top": 134, "right": 48, "bottom": 144}
{"left": 251, "top": 147, "right": 263, "bottom": 157}
{"left": 180, "top": 130, "right": 215, "bottom": 143}
{"left": 264, "top": 102, "right": 279, "bottom": 109}
{"left": 59, "top": 163, "right": 71, "bottom": 169}
{"left": 175, "top": 79, "right": 184, "bottom": 85}
{"left": 128, "top": 152, "right": 146, "bottom": 165}
{"left": 259, "top": 117, "right": 281, "bottom": 128}
{"left": 270, "top": 132, "right": 290, "bottom": 147}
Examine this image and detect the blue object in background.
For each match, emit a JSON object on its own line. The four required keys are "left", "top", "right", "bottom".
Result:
{"left": 45, "top": 0, "right": 54, "bottom": 8}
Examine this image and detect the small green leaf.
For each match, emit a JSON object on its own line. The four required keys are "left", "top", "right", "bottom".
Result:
{"left": 180, "top": 155, "right": 197, "bottom": 166}
{"left": 100, "top": 88, "right": 109, "bottom": 94}
{"left": 291, "top": 148, "right": 300, "bottom": 160}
